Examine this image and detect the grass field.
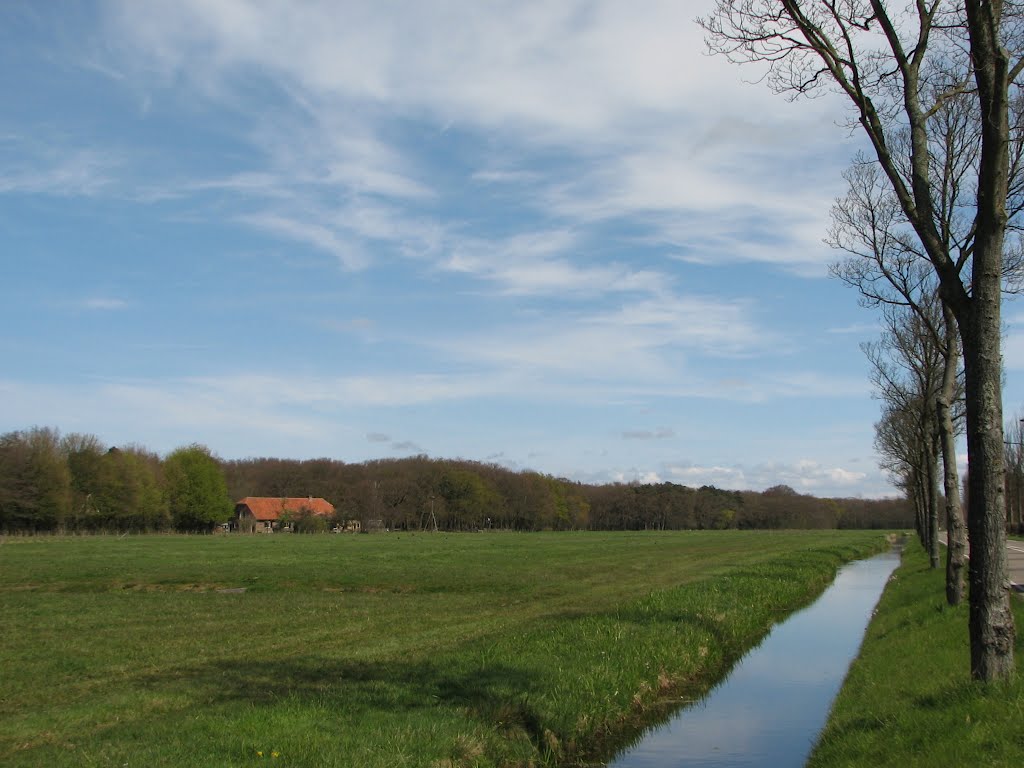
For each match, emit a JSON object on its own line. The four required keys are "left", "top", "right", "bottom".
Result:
{"left": 807, "top": 538, "right": 1024, "bottom": 768}
{"left": 0, "top": 530, "right": 885, "bottom": 767}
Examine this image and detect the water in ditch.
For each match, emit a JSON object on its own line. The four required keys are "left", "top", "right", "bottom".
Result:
{"left": 609, "top": 549, "right": 900, "bottom": 768}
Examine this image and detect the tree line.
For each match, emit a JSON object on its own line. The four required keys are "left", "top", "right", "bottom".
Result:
{"left": 0, "top": 426, "right": 911, "bottom": 534}
{"left": 225, "top": 454, "right": 910, "bottom": 531}
{"left": 0, "top": 428, "right": 231, "bottom": 533}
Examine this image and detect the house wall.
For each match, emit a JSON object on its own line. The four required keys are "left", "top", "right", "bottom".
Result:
{"left": 236, "top": 509, "right": 258, "bottom": 534}
{"left": 235, "top": 502, "right": 336, "bottom": 533}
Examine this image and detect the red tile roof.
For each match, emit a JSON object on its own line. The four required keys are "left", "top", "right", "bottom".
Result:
{"left": 235, "top": 497, "right": 335, "bottom": 521}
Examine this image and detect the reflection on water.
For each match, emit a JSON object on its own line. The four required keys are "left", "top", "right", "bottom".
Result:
{"left": 610, "top": 550, "right": 900, "bottom": 768}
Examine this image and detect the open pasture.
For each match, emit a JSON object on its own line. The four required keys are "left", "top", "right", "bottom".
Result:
{"left": 0, "top": 530, "right": 885, "bottom": 767}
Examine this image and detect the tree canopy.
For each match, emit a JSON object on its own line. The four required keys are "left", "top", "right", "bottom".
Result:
{"left": 164, "top": 444, "right": 233, "bottom": 532}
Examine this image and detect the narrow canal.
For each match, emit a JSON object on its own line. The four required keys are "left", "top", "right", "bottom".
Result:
{"left": 610, "top": 549, "right": 901, "bottom": 768}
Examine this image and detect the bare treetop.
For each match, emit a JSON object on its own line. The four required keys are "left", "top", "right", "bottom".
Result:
{"left": 701, "top": 2, "right": 970, "bottom": 101}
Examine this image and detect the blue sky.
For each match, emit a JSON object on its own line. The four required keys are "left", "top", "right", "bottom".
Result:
{"left": 5, "top": 1, "right": 1024, "bottom": 498}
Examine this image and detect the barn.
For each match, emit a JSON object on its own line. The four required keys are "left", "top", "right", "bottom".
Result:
{"left": 234, "top": 496, "right": 335, "bottom": 533}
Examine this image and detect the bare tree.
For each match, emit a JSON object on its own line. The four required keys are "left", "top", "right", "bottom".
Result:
{"left": 875, "top": 395, "right": 932, "bottom": 535}
{"left": 701, "top": 0, "right": 1018, "bottom": 680}
{"left": 935, "top": 301, "right": 968, "bottom": 606}
{"left": 829, "top": 158, "right": 969, "bottom": 604}
{"left": 864, "top": 301, "right": 948, "bottom": 565}
{"left": 1004, "top": 412, "right": 1024, "bottom": 532}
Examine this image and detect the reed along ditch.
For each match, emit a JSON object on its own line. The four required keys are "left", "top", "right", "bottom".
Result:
{"left": 609, "top": 549, "right": 900, "bottom": 768}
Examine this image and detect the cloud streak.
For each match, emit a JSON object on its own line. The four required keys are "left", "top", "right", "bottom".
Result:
{"left": 665, "top": 460, "right": 874, "bottom": 496}
{"left": 0, "top": 141, "right": 121, "bottom": 198}
{"left": 79, "top": 297, "right": 130, "bottom": 311}
{"left": 622, "top": 428, "right": 675, "bottom": 440}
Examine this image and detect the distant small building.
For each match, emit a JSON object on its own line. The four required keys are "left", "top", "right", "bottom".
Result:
{"left": 234, "top": 496, "right": 335, "bottom": 533}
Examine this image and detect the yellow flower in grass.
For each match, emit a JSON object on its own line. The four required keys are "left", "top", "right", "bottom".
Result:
{"left": 272, "top": 752, "right": 280, "bottom": 758}
{"left": 256, "top": 751, "right": 263, "bottom": 757}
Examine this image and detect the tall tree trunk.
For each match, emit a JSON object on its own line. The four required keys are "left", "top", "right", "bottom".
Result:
{"left": 961, "top": 0, "right": 1017, "bottom": 682}
{"left": 938, "top": 305, "right": 966, "bottom": 605}
{"left": 913, "top": 469, "right": 927, "bottom": 546}
{"left": 1011, "top": 446, "right": 1024, "bottom": 533}
{"left": 925, "top": 415, "right": 937, "bottom": 573}
{"left": 914, "top": 431, "right": 938, "bottom": 566}
{"left": 1016, "top": 472, "right": 1023, "bottom": 532}
{"left": 960, "top": 303, "right": 1015, "bottom": 680}
{"left": 926, "top": 420, "right": 941, "bottom": 570}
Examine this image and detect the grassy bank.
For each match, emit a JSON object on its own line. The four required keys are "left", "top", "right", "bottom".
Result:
{"left": 808, "top": 539, "right": 1024, "bottom": 768}
{"left": 0, "top": 531, "right": 883, "bottom": 767}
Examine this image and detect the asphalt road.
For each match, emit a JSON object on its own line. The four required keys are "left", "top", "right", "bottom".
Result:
{"left": 1008, "top": 538, "right": 1024, "bottom": 593}
{"left": 938, "top": 536, "right": 1024, "bottom": 593}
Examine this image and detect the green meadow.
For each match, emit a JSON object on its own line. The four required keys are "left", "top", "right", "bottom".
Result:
{"left": 1, "top": 531, "right": 885, "bottom": 767}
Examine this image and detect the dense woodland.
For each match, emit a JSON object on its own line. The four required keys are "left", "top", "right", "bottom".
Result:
{"left": 0, "top": 426, "right": 911, "bottom": 533}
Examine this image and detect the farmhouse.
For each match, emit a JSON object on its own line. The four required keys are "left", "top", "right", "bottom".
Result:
{"left": 234, "top": 496, "right": 335, "bottom": 533}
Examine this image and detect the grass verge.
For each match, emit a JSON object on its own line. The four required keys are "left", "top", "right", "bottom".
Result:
{"left": 807, "top": 538, "right": 1024, "bottom": 768}
{"left": 0, "top": 531, "right": 884, "bottom": 767}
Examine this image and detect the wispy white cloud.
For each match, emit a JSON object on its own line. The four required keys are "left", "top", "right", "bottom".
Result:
{"left": 759, "top": 371, "right": 871, "bottom": 399}
{"left": 321, "top": 317, "right": 376, "bottom": 335}
{"left": 236, "top": 196, "right": 446, "bottom": 270}
{"left": 79, "top": 297, "right": 130, "bottom": 311}
{"left": 622, "top": 428, "right": 675, "bottom": 440}
{"left": 237, "top": 212, "right": 369, "bottom": 270}
{"left": 184, "top": 372, "right": 515, "bottom": 408}
{"left": 244, "top": 114, "right": 436, "bottom": 201}
{"left": 441, "top": 229, "right": 668, "bottom": 297}
{"left": 0, "top": 377, "right": 326, "bottom": 457}
{"left": 826, "top": 321, "right": 881, "bottom": 335}
{"left": 0, "top": 142, "right": 120, "bottom": 198}
{"left": 665, "top": 460, "right": 876, "bottom": 497}
{"left": 380, "top": 285, "right": 876, "bottom": 404}
{"left": 98, "top": 0, "right": 857, "bottom": 275}
{"left": 1003, "top": 311, "right": 1024, "bottom": 371}
{"left": 1004, "top": 332, "right": 1024, "bottom": 371}
{"left": 471, "top": 168, "right": 543, "bottom": 185}
{"left": 104, "top": 1, "right": 726, "bottom": 137}
{"left": 186, "top": 171, "right": 293, "bottom": 198}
